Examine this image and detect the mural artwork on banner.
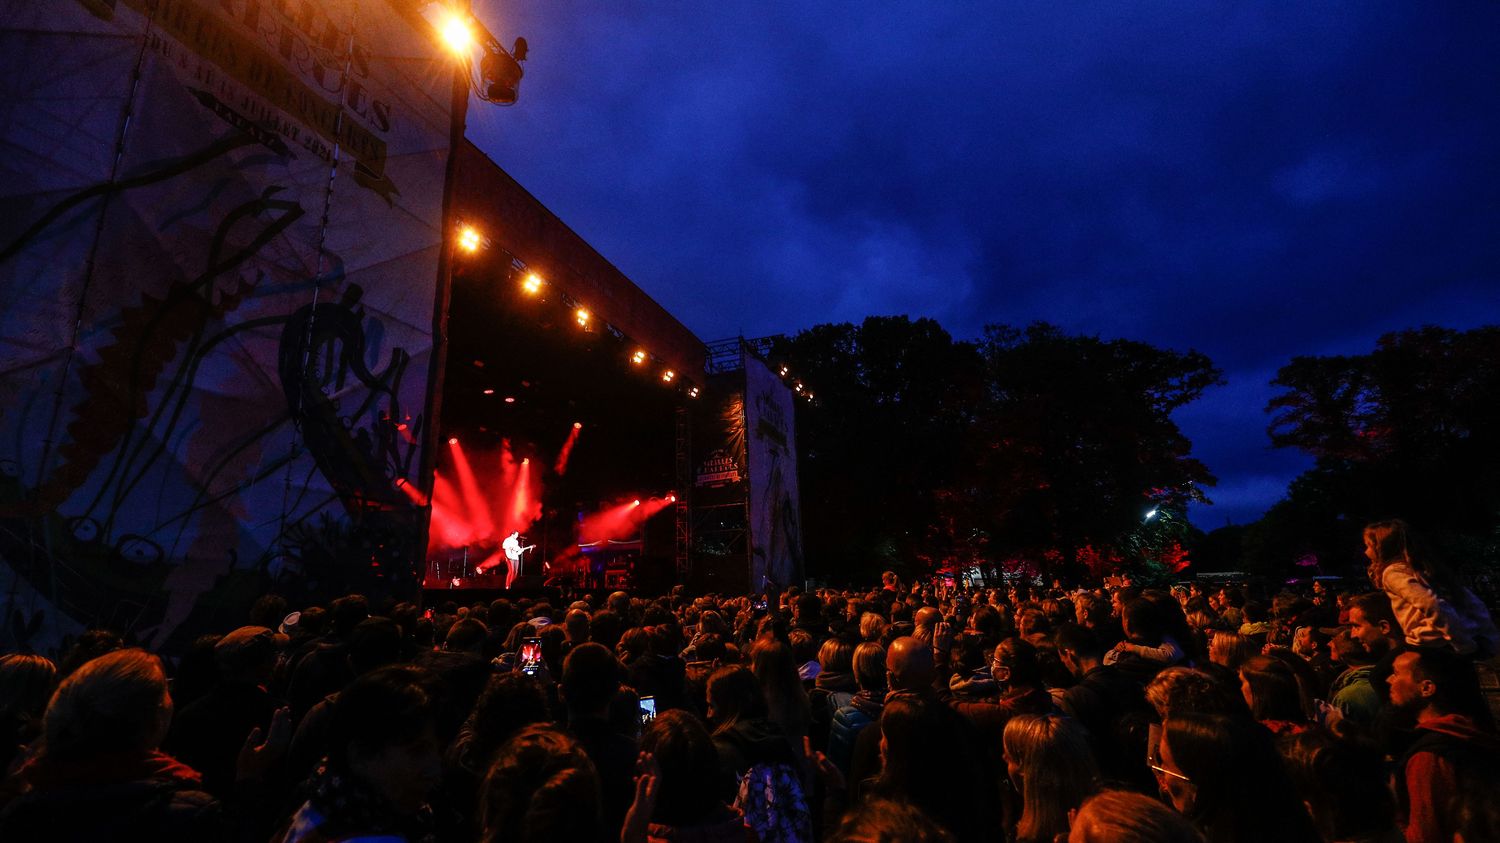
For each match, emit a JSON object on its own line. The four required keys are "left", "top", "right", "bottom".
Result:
{"left": 0, "top": 0, "right": 454, "bottom": 652}
{"left": 745, "top": 355, "right": 803, "bottom": 591}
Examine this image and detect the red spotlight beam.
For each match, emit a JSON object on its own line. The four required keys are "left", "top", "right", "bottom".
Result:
{"left": 554, "top": 422, "right": 582, "bottom": 476}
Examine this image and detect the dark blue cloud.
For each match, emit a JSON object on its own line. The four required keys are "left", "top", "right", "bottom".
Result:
{"left": 466, "top": 1, "right": 1500, "bottom": 527}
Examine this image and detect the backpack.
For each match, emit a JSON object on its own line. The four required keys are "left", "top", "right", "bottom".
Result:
{"left": 733, "top": 762, "right": 812, "bottom": 843}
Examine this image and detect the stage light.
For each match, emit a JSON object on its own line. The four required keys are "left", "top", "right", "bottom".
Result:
{"left": 448, "top": 437, "right": 459, "bottom": 445}
{"left": 522, "top": 457, "right": 529, "bottom": 465}
{"left": 794, "top": 382, "right": 804, "bottom": 393}
{"left": 667, "top": 494, "right": 677, "bottom": 503}
{"left": 661, "top": 369, "right": 676, "bottom": 383}
{"left": 780, "top": 366, "right": 789, "bottom": 376}
{"left": 631, "top": 349, "right": 647, "bottom": 365}
{"left": 632, "top": 499, "right": 641, "bottom": 506}
{"left": 482, "top": 388, "right": 494, "bottom": 395}
{"left": 523, "top": 273, "right": 543, "bottom": 294}
{"left": 504, "top": 396, "right": 516, "bottom": 403}
{"left": 438, "top": 12, "right": 474, "bottom": 55}
{"left": 687, "top": 386, "right": 700, "bottom": 398}
{"left": 458, "top": 225, "right": 481, "bottom": 252}
{"left": 573, "top": 422, "right": 583, "bottom": 429}
{"left": 575, "top": 307, "right": 590, "bottom": 327}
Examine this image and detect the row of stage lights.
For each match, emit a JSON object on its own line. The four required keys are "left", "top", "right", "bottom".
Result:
{"left": 458, "top": 224, "right": 702, "bottom": 400}
{"left": 776, "top": 363, "right": 816, "bottom": 403}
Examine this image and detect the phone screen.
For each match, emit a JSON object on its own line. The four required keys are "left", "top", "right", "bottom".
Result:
{"left": 639, "top": 695, "right": 656, "bottom": 725}
{"left": 519, "top": 638, "right": 542, "bottom": 675}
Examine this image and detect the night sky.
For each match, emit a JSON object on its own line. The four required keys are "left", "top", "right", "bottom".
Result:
{"left": 464, "top": 2, "right": 1500, "bottom": 529}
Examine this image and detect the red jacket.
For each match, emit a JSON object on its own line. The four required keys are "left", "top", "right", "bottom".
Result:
{"left": 1401, "top": 713, "right": 1500, "bottom": 843}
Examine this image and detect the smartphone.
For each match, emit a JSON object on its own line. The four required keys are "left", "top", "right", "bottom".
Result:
{"left": 752, "top": 598, "right": 768, "bottom": 613}
{"left": 639, "top": 695, "right": 657, "bottom": 725}
{"left": 519, "top": 637, "right": 543, "bottom": 676}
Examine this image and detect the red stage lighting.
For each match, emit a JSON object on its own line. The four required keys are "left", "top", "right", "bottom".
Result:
{"left": 483, "top": 388, "right": 494, "bottom": 395}
{"left": 573, "top": 422, "right": 582, "bottom": 429}
{"left": 448, "top": 437, "right": 458, "bottom": 445}
{"left": 522, "top": 457, "right": 529, "bottom": 465}
{"left": 632, "top": 499, "right": 641, "bottom": 506}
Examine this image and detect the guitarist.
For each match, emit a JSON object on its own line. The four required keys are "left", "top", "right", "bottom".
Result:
{"left": 502, "top": 531, "right": 535, "bottom": 589}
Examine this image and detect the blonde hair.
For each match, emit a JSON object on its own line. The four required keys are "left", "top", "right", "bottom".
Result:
{"left": 43, "top": 649, "right": 170, "bottom": 760}
{"left": 1002, "top": 714, "right": 1098, "bottom": 843}
{"left": 1071, "top": 789, "right": 1204, "bottom": 843}
{"left": 860, "top": 612, "right": 888, "bottom": 642}
{"left": 1208, "top": 631, "right": 1257, "bottom": 670}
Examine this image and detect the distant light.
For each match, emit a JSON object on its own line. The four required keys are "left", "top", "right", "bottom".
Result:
{"left": 779, "top": 366, "right": 789, "bottom": 377}
{"left": 458, "top": 225, "right": 481, "bottom": 252}
{"left": 661, "top": 369, "right": 676, "bottom": 383}
{"left": 523, "top": 273, "right": 543, "bottom": 294}
{"left": 482, "top": 388, "right": 495, "bottom": 395}
{"left": 805, "top": 392, "right": 814, "bottom": 401}
{"left": 1144, "top": 507, "right": 1159, "bottom": 522}
{"left": 438, "top": 12, "right": 473, "bottom": 55}
{"left": 504, "top": 396, "right": 516, "bottom": 403}
{"left": 631, "top": 349, "right": 647, "bottom": 365}
{"left": 794, "top": 382, "right": 804, "bottom": 393}
{"left": 575, "top": 307, "right": 590, "bottom": 327}
{"left": 667, "top": 494, "right": 677, "bottom": 503}
{"left": 632, "top": 499, "right": 641, "bottom": 507}
{"left": 687, "top": 386, "right": 700, "bottom": 398}
{"left": 448, "top": 437, "right": 458, "bottom": 445}
{"left": 522, "top": 457, "right": 529, "bottom": 465}
{"left": 573, "top": 422, "right": 583, "bottom": 429}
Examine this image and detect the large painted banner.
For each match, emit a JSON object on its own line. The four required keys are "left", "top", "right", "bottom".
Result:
{"left": 745, "top": 354, "right": 803, "bottom": 590}
{"left": 0, "top": 0, "right": 454, "bottom": 651}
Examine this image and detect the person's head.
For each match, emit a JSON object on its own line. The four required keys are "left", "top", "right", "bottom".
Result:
{"left": 1144, "top": 667, "right": 1244, "bottom": 722}
{"left": 1362, "top": 519, "right": 1414, "bottom": 576}
{"left": 468, "top": 673, "right": 551, "bottom": 766}
{"left": 639, "top": 710, "right": 727, "bottom": 826}
{"left": 794, "top": 593, "right": 822, "bottom": 625}
{"left": 329, "top": 594, "right": 370, "bottom": 638}
{"left": 1068, "top": 789, "right": 1204, "bottom": 843}
{"left": 1238, "top": 655, "right": 1309, "bottom": 723}
{"left": 882, "top": 571, "right": 897, "bottom": 589}
{"left": 885, "top": 636, "right": 935, "bottom": 693}
{"left": 0, "top": 654, "right": 58, "bottom": 724}
{"left": 1002, "top": 714, "right": 1099, "bottom": 843}
{"left": 42, "top": 649, "right": 169, "bottom": 761}
{"left": 607, "top": 591, "right": 630, "bottom": 616}
{"left": 327, "top": 665, "right": 442, "bottom": 811}
{"left": 1347, "top": 592, "right": 1402, "bottom": 652}
{"left": 991, "top": 637, "right": 1042, "bottom": 689}
{"left": 696, "top": 610, "right": 727, "bottom": 638}
{"left": 561, "top": 642, "right": 621, "bottom": 718}
{"left": 1387, "top": 647, "right": 1483, "bottom": 719}
{"left": 444, "top": 617, "right": 489, "bottom": 654}
{"left": 1207, "top": 631, "right": 1256, "bottom": 671}
{"left": 1120, "top": 598, "right": 1163, "bottom": 645}
{"left": 1157, "top": 713, "right": 1314, "bottom": 841}
{"left": 860, "top": 612, "right": 888, "bottom": 642}
{"left": 1280, "top": 730, "right": 1396, "bottom": 843}
{"left": 827, "top": 797, "right": 955, "bottom": 843}
{"left": 617, "top": 626, "right": 651, "bottom": 662}
{"left": 479, "top": 724, "right": 602, "bottom": 843}
{"left": 563, "top": 609, "right": 590, "bottom": 642}
{"left": 349, "top": 616, "right": 403, "bottom": 674}
{"left": 705, "top": 664, "right": 767, "bottom": 731}
{"left": 818, "top": 637, "right": 855, "bottom": 675}
{"left": 913, "top": 606, "right": 942, "bottom": 631}
{"left": 1053, "top": 623, "right": 1103, "bottom": 676}
{"left": 1328, "top": 629, "right": 1375, "bottom": 667}
{"left": 852, "top": 642, "right": 887, "bottom": 693}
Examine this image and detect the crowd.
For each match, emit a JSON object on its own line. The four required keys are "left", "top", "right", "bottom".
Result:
{"left": 1, "top": 518, "right": 1497, "bottom": 843}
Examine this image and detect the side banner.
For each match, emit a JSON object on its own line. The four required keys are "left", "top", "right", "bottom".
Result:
{"left": 0, "top": 0, "right": 452, "bottom": 651}
{"left": 745, "top": 355, "right": 803, "bottom": 590}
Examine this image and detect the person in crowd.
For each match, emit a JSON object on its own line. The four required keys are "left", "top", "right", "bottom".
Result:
{"left": 1054, "top": 623, "right": 1153, "bottom": 789}
{"left": 164, "top": 625, "right": 285, "bottom": 797}
{"left": 1325, "top": 629, "right": 1383, "bottom": 730}
{"left": 1002, "top": 713, "right": 1099, "bottom": 843}
{"left": 869, "top": 695, "right": 995, "bottom": 843}
{"left": 751, "top": 636, "right": 813, "bottom": 745}
{"left": 1154, "top": 712, "right": 1321, "bottom": 843}
{"left": 1237, "top": 654, "right": 1314, "bottom": 737}
{"left": 280, "top": 664, "right": 441, "bottom": 843}
{"left": 1386, "top": 647, "right": 1500, "bottom": 843}
{"left": 0, "top": 649, "right": 227, "bottom": 840}
{"left": 1348, "top": 591, "right": 1405, "bottom": 657}
{"left": 446, "top": 672, "right": 552, "bottom": 826}
{"left": 561, "top": 642, "right": 638, "bottom": 837}
{"left": 1067, "top": 789, "right": 1205, "bottom": 843}
{"left": 628, "top": 710, "right": 756, "bottom": 841}
{"left": 1279, "top": 730, "right": 1403, "bottom": 843}
{"left": 0, "top": 654, "right": 57, "bottom": 777}
{"left": 705, "top": 664, "right": 811, "bottom": 841}
{"left": 808, "top": 637, "right": 857, "bottom": 751}
{"left": 826, "top": 797, "right": 954, "bottom": 843}
{"left": 478, "top": 724, "right": 603, "bottom": 843}
{"left": 827, "top": 641, "right": 886, "bottom": 779}
{"left": 1363, "top": 519, "right": 1498, "bottom": 656}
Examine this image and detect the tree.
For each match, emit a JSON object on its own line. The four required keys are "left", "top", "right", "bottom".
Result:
{"left": 1262, "top": 325, "right": 1500, "bottom": 576}
{"left": 778, "top": 319, "right": 1222, "bottom": 583}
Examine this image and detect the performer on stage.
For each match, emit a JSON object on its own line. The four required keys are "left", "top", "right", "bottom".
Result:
{"left": 502, "top": 531, "right": 533, "bottom": 589}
